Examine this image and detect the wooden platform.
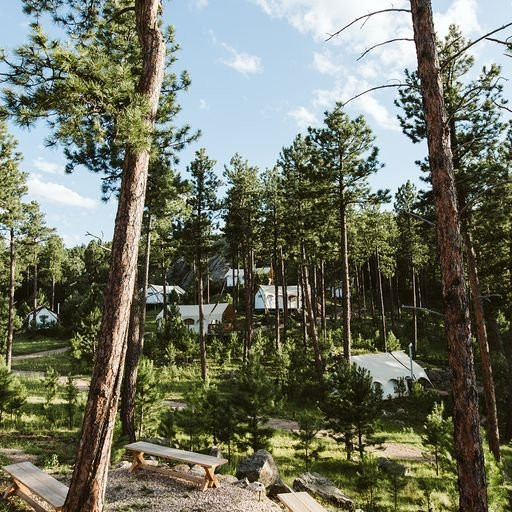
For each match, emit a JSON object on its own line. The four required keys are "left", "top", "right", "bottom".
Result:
{"left": 2, "top": 461, "right": 68, "bottom": 512}
{"left": 277, "top": 491, "right": 328, "bottom": 512}
{"left": 125, "top": 441, "right": 228, "bottom": 491}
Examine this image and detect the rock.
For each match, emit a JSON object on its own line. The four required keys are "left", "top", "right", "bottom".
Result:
{"left": 217, "top": 474, "right": 239, "bottom": 485}
{"left": 142, "top": 437, "right": 169, "bottom": 446}
{"left": 189, "top": 464, "right": 206, "bottom": 477}
{"left": 236, "top": 450, "right": 281, "bottom": 488}
{"left": 118, "top": 461, "right": 132, "bottom": 470}
{"left": 173, "top": 464, "right": 190, "bottom": 473}
{"left": 293, "top": 472, "right": 354, "bottom": 509}
{"left": 234, "top": 477, "right": 250, "bottom": 488}
{"left": 247, "top": 481, "right": 266, "bottom": 493}
{"left": 396, "top": 408, "right": 406, "bottom": 415}
{"left": 267, "top": 479, "right": 290, "bottom": 497}
{"left": 377, "top": 458, "right": 407, "bottom": 476}
{"left": 210, "top": 446, "right": 223, "bottom": 459}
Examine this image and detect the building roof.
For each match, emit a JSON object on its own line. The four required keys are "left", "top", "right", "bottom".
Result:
{"left": 147, "top": 284, "right": 185, "bottom": 295}
{"left": 351, "top": 351, "right": 431, "bottom": 386}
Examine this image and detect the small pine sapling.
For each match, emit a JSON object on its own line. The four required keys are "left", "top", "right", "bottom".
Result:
{"left": 293, "top": 408, "right": 325, "bottom": 471}
{"left": 64, "top": 375, "right": 80, "bottom": 429}
{"left": 422, "top": 402, "right": 453, "bottom": 475}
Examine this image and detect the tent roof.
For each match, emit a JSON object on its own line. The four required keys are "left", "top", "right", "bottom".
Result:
{"left": 351, "top": 351, "right": 431, "bottom": 385}
{"left": 224, "top": 267, "right": 271, "bottom": 278}
{"left": 25, "top": 306, "right": 58, "bottom": 320}
{"left": 147, "top": 284, "right": 185, "bottom": 295}
{"left": 257, "top": 285, "right": 300, "bottom": 296}
{"left": 157, "top": 303, "right": 229, "bottom": 321}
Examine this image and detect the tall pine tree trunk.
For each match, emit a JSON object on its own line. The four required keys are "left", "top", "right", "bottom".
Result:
{"left": 410, "top": 1, "right": 488, "bottom": 508}
{"left": 243, "top": 250, "right": 252, "bottom": 363}
{"left": 63, "top": 2, "right": 165, "bottom": 510}
{"left": 389, "top": 276, "right": 395, "bottom": 330}
{"left": 198, "top": 261, "right": 207, "bottom": 381}
{"left": 464, "top": 229, "right": 500, "bottom": 461}
{"left": 5, "top": 228, "right": 16, "bottom": 371}
{"left": 121, "top": 215, "right": 152, "bottom": 441}
{"left": 340, "top": 200, "right": 351, "bottom": 360}
{"left": 162, "top": 256, "right": 168, "bottom": 323}
{"left": 376, "top": 249, "right": 387, "bottom": 350}
{"left": 280, "top": 247, "right": 288, "bottom": 343}
{"left": 412, "top": 267, "right": 418, "bottom": 357}
{"left": 273, "top": 243, "right": 281, "bottom": 352}
{"left": 320, "top": 260, "right": 327, "bottom": 338}
{"left": 367, "top": 259, "right": 376, "bottom": 321}
{"left": 300, "top": 266, "right": 308, "bottom": 347}
{"left": 32, "top": 262, "right": 38, "bottom": 327}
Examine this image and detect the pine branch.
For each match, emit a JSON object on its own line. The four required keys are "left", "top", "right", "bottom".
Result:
{"left": 340, "top": 82, "right": 415, "bottom": 108}
{"left": 441, "top": 22, "right": 512, "bottom": 69}
{"left": 326, "top": 9, "right": 411, "bottom": 42}
{"left": 357, "top": 38, "right": 414, "bottom": 61}
{"left": 401, "top": 305, "right": 443, "bottom": 317}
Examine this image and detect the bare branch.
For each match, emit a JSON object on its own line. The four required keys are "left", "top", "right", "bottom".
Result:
{"left": 85, "top": 231, "right": 111, "bottom": 252}
{"left": 358, "top": 38, "right": 414, "bottom": 61}
{"left": 402, "top": 305, "right": 444, "bottom": 317}
{"left": 326, "top": 8, "right": 411, "bottom": 42}
{"left": 405, "top": 210, "right": 435, "bottom": 226}
{"left": 442, "top": 22, "right": 512, "bottom": 69}
{"left": 485, "top": 36, "right": 512, "bottom": 46}
{"left": 107, "top": 5, "right": 135, "bottom": 24}
{"left": 340, "top": 81, "right": 415, "bottom": 107}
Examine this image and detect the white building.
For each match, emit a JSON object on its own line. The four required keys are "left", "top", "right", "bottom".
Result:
{"left": 156, "top": 303, "right": 232, "bottom": 333}
{"left": 224, "top": 267, "right": 272, "bottom": 287}
{"left": 351, "top": 351, "right": 432, "bottom": 399}
{"left": 26, "top": 306, "right": 58, "bottom": 328}
{"left": 146, "top": 284, "right": 185, "bottom": 305}
{"left": 254, "top": 285, "right": 302, "bottom": 311}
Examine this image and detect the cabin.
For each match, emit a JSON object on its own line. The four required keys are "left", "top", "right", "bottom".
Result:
{"left": 224, "top": 267, "right": 272, "bottom": 287}
{"left": 156, "top": 303, "right": 234, "bottom": 334}
{"left": 25, "top": 306, "right": 58, "bottom": 328}
{"left": 146, "top": 284, "right": 185, "bottom": 305}
{"left": 254, "top": 285, "right": 302, "bottom": 311}
{"left": 351, "top": 351, "right": 432, "bottom": 399}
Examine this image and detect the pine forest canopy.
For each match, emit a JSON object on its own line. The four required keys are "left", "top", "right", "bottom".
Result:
{"left": 0, "top": 3, "right": 512, "bottom": 512}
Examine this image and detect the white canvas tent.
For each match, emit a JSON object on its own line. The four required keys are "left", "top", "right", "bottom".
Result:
{"left": 26, "top": 306, "right": 58, "bottom": 328}
{"left": 146, "top": 284, "right": 185, "bottom": 305}
{"left": 351, "top": 351, "right": 431, "bottom": 399}
{"left": 156, "top": 303, "right": 230, "bottom": 333}
{"left": 225, "top": 267, "right": 271, "bottom": 287}
{"left": 254, "top": 285, "right": 301, "bottom": 311}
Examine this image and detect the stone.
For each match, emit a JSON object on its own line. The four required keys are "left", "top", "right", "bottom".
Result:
{"left": 236, "top": 450, "right": 280, "bottom": 488}
{"left": 210, "top": 446, "right": 223, "bottom": 459}
{"left": 247, "top": 481, "right": 265, "bottom": 493}
{"left": 293, "top": 472, "right": 354, "bottom": 509}
{"left": 173, "top": 464, "right": 190, "bottom": 473}
{"left": 189, "top": 464, "right": 206, "bottom": 477}
{"left": 377, "top": 458, "right": 408, "bottom": 476}
{"left": 118, "top": 461, "right": 132, "bottom": 470}
{"left": 267, "top": 479, "right": 290, "bottom": 497}
{"left": 217, "top": 474, "right": 239, "bottom": 484}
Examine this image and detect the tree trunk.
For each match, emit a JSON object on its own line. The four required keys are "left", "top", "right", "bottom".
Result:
{"left": 63, "top": 2, "right": 165, "bottom": 510}
{"left": 300, "top": 266, "right": 307, "bottom": 347}
{"left": 5, "top": 228, "right": 16, "bottom": 371}
{"left": 243, "top": 250, "right": 252, "bottom": 363}
{"left": 280, "top": 246, "right": 288, "bottom": 343}
{"left": 121, "top": 215, "right": 152, "bottom": 442}
{"left": 367, "top": 259, "right": 376, "bottom": 321}
{"left": 376, "top": 249, "right": 387, "bottom": 350}
{"left": 340, "top": 201, "right": 351, "bottom": 360}
{"left": 388, "top": 275, "right": 395, "bottom": 330}
{"left": 464, "top": 229, "right": 500, "bottom": 461}
{"left": 273, "top": 245, "right": 280, "bottom": 352}
{"left": 162, "top": 255, "right": 168, "bottom": 323}
{"left": 51, "top": 276, "right": 56, "bottom": 312}
{"left": 505, "top": 234, "right": 512, "bottom": 442}
{"left": 410, "top": 2, "right": 488, "bottom": 509}
{"left": 320, "top": 260, "right": 327, "bottom": 339}
{"left": 32, "top": 262, "right": 38, "bottom": 327}
{"left": 302, "top": 245, "right": 323, "bottom": 379}
{"left": 198, "top": 262, "right": 207, "bottom": 381}
{"left": 395, "top": 274, "right": 401, "bottom": 318}
{"left": 412, "top": 267, "right": 418, "bottom": 357}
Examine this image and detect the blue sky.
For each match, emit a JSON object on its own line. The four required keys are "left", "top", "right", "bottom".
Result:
{"left": 0, "top": 0, "right": 509, "bottom": 246}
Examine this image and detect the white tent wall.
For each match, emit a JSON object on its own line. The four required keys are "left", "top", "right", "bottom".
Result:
{"left": 156, "top": 303, "right": 229, "bottom": 333}
{"left": 254, "top": 285, "right": 301, "bottom": 311}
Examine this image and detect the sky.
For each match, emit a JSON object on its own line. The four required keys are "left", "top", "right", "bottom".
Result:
{"left": 0, "top": 0, "right": 510, "bottom": 246}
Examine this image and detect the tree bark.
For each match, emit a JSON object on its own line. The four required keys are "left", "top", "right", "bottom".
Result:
{"left": 162, "top": 255, "right": 168, "bottom": 323}
{"left": 376, "top": 249, "right": 387, "bottom": 350}
{"left": 273, "top": 245, "right": 281, "bottom": 352}
{"left": 410, "top": 1, "right": 488, "bottom": 509}
{"left": 63, "top": 2, "right": 165, "bottom": 510}
{"left": 121, "top": 215, "right": 152, "bottom": 441}
{"left": 198, "top": 262, "right": 207, "bottom": 381}
{"left": 412, "top": 267, "right": 418, "bottom": 357}
{"left": 464, "top": 229, "right": 500, "bottom": 461}
{"left": 280, "top": 246, "right": 288, "bottom": 343}
{"left": 320, "top": 260, "right": 327, "bottom": 339}
{"left": 32, "top": 262, "right": 38, "bottom": 327}
{"left": 340, "top": 201, "right": 351, "bottom": 360}
{"left": 5, "top": 228, "right": 16, "bottom": 371}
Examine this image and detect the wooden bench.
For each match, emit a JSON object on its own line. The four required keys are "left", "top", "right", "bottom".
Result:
{"left": 277, "top": 492, "right": 328, "bottom": 512}
{"left": 2, "top": 461, "right": 68, "bottom": 512}
{"left": 125, "top": 441, "right": 228, "bottom": 491}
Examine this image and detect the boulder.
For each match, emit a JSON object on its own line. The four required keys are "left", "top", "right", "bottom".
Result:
{"left": 210, "top": 446, "right": 223, "bottom": 459}
{"left": 377, "top": 458, "right": 407, "bottom": 476}
{"left": 173, "top": 464, "right": 190, "bottom": 473}
{"left": 189, "top": 464, "right": 206, "bottom": 477}
{"left": 217, "top": 474, "right": 239, "bottom": 485}
{"left": 293, "top": 472, "right": 354, "bottom": 509}
{"left": 236, "top": 450, "right": 280, "bottom": 488}
{"left": 247, "top": 481, "right": 266, "bottom": 493}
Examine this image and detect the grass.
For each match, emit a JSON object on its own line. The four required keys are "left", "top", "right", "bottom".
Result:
{"left": 12, "top": 335, "right": 69, "bottom": 357}
{"left": 11, "top": 351, "right": 75, "bottom": 374}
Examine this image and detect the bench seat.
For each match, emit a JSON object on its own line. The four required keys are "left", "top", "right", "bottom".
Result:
{"left": 277, "top": 491, "right": 328, "bottom": 512}
{"left": 125, "top": 441, "right": 228, "bottom": 491}
{"left": 2, "top": 461, "right": 68, "bottom": 512}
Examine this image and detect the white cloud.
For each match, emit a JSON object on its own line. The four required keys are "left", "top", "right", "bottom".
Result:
{"left": 27, "top": 174, "right": 97, "bottom": 209}
{"left": 434, "top": 0, "right": 481, "bottom": 38}
{"left": 199, "top": 98, "right": 210, "bottom": 110}
{"left": 288, "top": 106, "right": 319, "bottom": 131}
{"left": 32, "top": 157, "right": 65, "bottom": 175}
{"left": 220, "top": 42, "right": 263, "bottom": 76}
{"left": 190, "top": 0, "right": 208, "bottom": 8}
{"left": 313, "top": 50, "right": 342, "bottom": 75}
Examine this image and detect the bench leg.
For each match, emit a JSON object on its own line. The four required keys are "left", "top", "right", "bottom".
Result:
{"left": 130, "top": 452, "right": 146, "bottom": 472}
{"left": 204, "top": 467, "right": 220, "bottom": 489}
{"left": 2, "top": 482, "right": 17, "bottom": 500}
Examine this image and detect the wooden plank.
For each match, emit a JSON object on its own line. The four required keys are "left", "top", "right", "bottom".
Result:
{"left": 125, "top": 442, "right": 227, "bottom": 468}
{"left": 2, "top": 462, "right": 67, "bottom": 509}
{"left": 14, "top": 488, "right": 49, "bottom": 512}
{"left": 138, "top": 463, "right": 205, "bottom": 485}
{"left": 277, "top": 492, "right": 328, "bottom": 512}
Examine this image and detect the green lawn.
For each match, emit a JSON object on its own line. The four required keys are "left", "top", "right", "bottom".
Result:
{"left": 11, "top": 351, "right": 75, "bottom": 374}
{"left": 12, "top": 335, "right": 69, "bottom": 357}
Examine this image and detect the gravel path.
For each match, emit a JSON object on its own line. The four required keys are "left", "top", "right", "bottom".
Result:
{"left": 12, "top": 347, "right": 70, "bottom": 361}
{"left": 104, "top": 468, "right": 282, "bottom": 511}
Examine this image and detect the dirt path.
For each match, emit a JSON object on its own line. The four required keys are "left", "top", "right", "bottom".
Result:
{"left": 12, "top": 347, "right": 70, "bottom": 361}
